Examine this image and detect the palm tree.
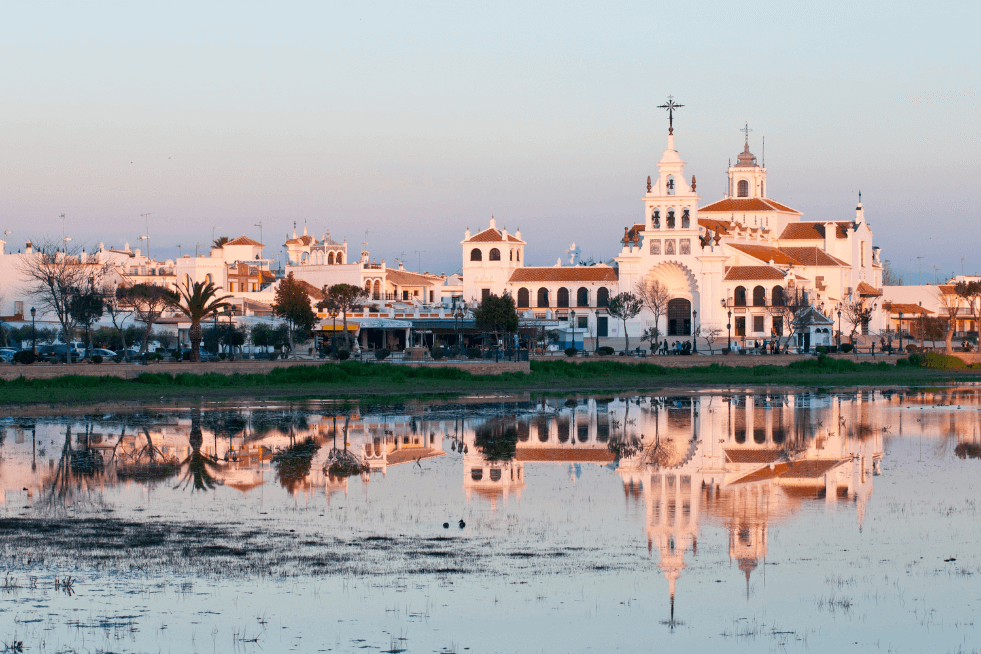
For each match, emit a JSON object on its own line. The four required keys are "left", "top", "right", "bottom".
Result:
{"left": 212, "top": 236, "right": 230, "bottom": 250}
{"left": 172, "top": 280, "right": 231, "bottom": 362}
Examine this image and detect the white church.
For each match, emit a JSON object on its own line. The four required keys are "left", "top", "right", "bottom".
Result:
{"left": 462, "top": 104, "right": 883, "bottom": 349}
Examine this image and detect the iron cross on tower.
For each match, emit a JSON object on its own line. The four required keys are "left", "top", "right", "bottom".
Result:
{"left": 741, "top": 121, "right": 753, "bottom": 145}
{"left": 658, "top": 96, "right": 684, "bottom": 134}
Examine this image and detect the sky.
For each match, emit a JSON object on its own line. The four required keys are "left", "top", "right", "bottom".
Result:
{"left": 2, "top": 0, "right": 978, "bottom": 283}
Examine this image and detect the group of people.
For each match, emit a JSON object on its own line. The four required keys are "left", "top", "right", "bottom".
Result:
{"left": 654, "top": 340, "right": 694, "bottom": 355}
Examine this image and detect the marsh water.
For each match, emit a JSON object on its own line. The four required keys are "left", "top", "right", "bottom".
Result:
{"left": 1, "top": 388, "right": 981, "bottom": 653}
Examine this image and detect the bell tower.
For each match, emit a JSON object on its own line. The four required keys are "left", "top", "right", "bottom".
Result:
{"left": 727, "top": 122, "right": 768, "bottom": 199}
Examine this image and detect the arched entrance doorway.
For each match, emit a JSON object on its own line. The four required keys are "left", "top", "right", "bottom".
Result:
{"left": 667, "top": 298, "right": 691, "bottom": 336}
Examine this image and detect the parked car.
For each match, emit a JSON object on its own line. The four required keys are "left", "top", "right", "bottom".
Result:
{"left": 84, "top": 348, "right": 118, "bottom": 359}
{"left": 37, "top": 343, "right": 84, "bottom": 363}
{"left": 0, "top": 347, "right": 18, "bottom": 363}
{"left": 180, "top": 349, "right": 215, "bottom": 362}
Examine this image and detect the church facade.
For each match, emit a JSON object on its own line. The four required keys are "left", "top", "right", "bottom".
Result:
{"left": 462, "top": 113, "right": 884, "bottom": 347}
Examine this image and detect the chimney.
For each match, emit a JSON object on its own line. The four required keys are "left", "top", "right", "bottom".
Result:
{"left": 465, "top": 227, "right": 471, "bottom": 240}
{"left": 489, "top": 216, "right": 496, "bottom": 230}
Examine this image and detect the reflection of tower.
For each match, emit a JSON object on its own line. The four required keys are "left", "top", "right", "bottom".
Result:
{"left": 725, "top": 485, "right": 772, "bottom": 598}
{"left": 462, "top": 422, "right": 525, "bottom": 510}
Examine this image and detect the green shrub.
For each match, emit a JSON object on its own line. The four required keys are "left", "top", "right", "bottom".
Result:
{"left": 565, "top": 347, "right": 578, "bottom": 357}
{"left": 918, "top": 352, "right": 966, "bottom": 370}
{"left": 13, "top": 351, "right": 36, "bottom": 365}
{"left": 171, "top": 350, "right": 182, "bottom": 361}
{"left": 907, "top": 353, "right": 922, "bottom": 367}
{"left": 337, "top": 350, "right": 351, "bottom": 361}
{"left": 598, "top": 346, "right": 615, "bottom": 356}
{"left": 840, "top": 343, "right": 854, "bottom": 353}
{"left": 218, "top": 353, "right": 227, "bottom": 360}
{"left": 91, "top": 354, "right": 103, "bottom": 364}
{"left": 374, "top": 348, "right": 391, "bottom": 361}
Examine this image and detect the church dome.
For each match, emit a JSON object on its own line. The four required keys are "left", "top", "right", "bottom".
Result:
{"left": 735, "top": 142, "right": 758, "bottom": 167}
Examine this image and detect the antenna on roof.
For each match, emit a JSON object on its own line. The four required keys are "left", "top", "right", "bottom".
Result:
{"left": 762, "top": 135, "right": 765, "bottom": 168}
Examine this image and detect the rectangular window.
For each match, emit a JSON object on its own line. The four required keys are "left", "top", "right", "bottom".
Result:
{"left": 772, "top": 316, "right": 784, "bottom": 336}
{"left": 665, "top": 239, "right": 676, "bottom": 255}
{"left": 861, "top": 242, "right": 866, "bottom": 267}
{"left": 577, "top": 316, "right": 588, "bottom": 329}
{"left": 679, "top": 239, "right": 691, "bottom": 255}
{"left": 481, "top": 288, "right": 491, "bottom": 300}
{"left": 650, "top": 239, "right": 661, "bottom": 255}
{"left": 735, "top": 317, "right": 746, "bottom": 336}
{"left": 753, "top": 316, "right": 765, "bottom": 333}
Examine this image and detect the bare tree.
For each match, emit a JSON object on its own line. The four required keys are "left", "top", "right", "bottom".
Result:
{"left": 702, "top": 326, "right": 723, "bottom": 354}
{"left": 124, "top": 283, "right": 179, "bottom": 355}
{"left": 635, "top": 278, "right": 670, "bottom": 352}
{"left": 16, "top": 242, "right": 108, "bottom": 364}
{"left": 882, "top": 259, "right": 903, "bottom": 286}
{"left": 937, "top": 286, "right": 961, "bottom": 354}
{"left": 843, "top": 299, "right": 876, "bottom": 342}
{"left": 102, "top": 284, "right": 134, "bottom": 359}
{"left": 767, "top": 288, "right": 811, "bottom": 352}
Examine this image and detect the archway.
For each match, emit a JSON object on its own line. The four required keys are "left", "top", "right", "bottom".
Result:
{"left": 557, "top": 288, "right": 569, "bottom": 308}
{"left": 537, "top": 288, "right": 549, "bottom": 308}
{"left": 517, "top": 287, "right": 530, "bottom": 308}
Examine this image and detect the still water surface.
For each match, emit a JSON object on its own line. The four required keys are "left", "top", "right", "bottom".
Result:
{"left": 1, "top": 388, "right": 980, "bottom": 653}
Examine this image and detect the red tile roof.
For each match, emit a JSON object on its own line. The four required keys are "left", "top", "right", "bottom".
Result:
{"left": 883, "top": 303, "right": 933, "bottom": 315}
{"left": 226, "top": 235, "right": 264, "bottom": 247}
{"left": 856, "top": 281, "right": 882, "bottom": 296}
{"left": 698, "top": 218, "right": 733, "bottom": 235}
{"left": 780, "top": 247, "right": 849, "bottom": 267}
{"left": 700, "top": 198, "right": 800, "bottom": 214}
{"left": 727, "top": 243, "right": 796, "bottom": 265}
{"left": 515, "top": 447, "right": 615, "bottom": 463}
{"left": 779, "top": 222, "right": 850, "bottom": 240}
{"left": 723, "top": 266, "right": 787, "bottom": 281}
{"left": 386, "top": 269, "right": 440, "bottom": 287}
{"left": 466, "top": 228, "right": 524, "bottom": 243}
{"left": 508, "top": 267, "right": 619, "bottom": 283}
{"left": 725, "top": 449, "right": 785, "bottom": 464}
{"left": 285, "top": 235, "right": 316, "bottom": 246}
{"left": 386, "top": 448, "right": 445, "bottom": 466}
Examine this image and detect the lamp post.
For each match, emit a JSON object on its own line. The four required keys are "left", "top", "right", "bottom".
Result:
{"left": 898, "top": 312, "right": 904, "bottom": 352}
{"left": 725, "top": 299, "right": 732, "bottom": 353}
{"left": 570, "top": 309, "right": 577, "bottom": 352}
{"left": 836, "top": 304, "right": 842, "bottom": 350}
{"left": 692, "top": 310, "right": 698, "bottom": 353}
{"left": 30, "top": 307, "right": 37, "bottom": 354}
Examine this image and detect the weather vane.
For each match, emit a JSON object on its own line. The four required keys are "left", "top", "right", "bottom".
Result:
{"left": 741, "top": 121, "right": 753, "bottom": 145}
{"left": 658, "top": 96, "right": 684, "bottom": 135}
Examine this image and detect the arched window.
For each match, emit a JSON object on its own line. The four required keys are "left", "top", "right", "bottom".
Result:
{"left": 470, "top": 248, "right": 482, "bottom": 262}
{"left": 597, "top": 287, "right": 610, "bottom": 307}
{"left": 557, "top": 287, "right": 570, "bottom": 308}
{"left": 205, "top": 273, "right": 213, "bottom": 285}
{"left": 734, "top": 286, "right": 747, "bottom": 306}
{"left": 737, "top": 180, "right": 749, "bottom": 197}
{"left": 577, "top": 287, "right": 589, "bottom": 307}
{"left": 489, "top": 248, "right": 501, "bottom": 261}
{"left": 517, "top": 287, "right": 530, "bottom": 308}
{"left": 537, "top": 287, "right": 549, "bottom": 308}
{"left": 374, "top": 279, "right": 381, "bottom": 299}
{"left": 771, "top": 285, "right": 784, "bottom": 307}
{"left": 667, "top": 175, "right": 675, "bottom": 196}
{"left": 516, "top": 249, "right": 520, "bottom": 262}
{"left": 300, "top": 252, "right": 309, "bottom": 263}
{"left": 328, "top": 252, "right": 334, "bottom": 265}
{"left": 336, "top": 253, "right": 343, "bottom": 264}
{"left": 682, "top": 208, "right": 690, "bottom": 228}
{"left": 183, "top": 274, "right": 191, "bottom": 290}
{"left": 753, "top": 285, "right": 766, "bottom": 306}
{"left": 667, "top": 209, "right": 675, "bottom": 229}
{"left": 509, "top": 249, "right": 513, "bottom": 261}
{"left": 652, "top": 209, "right": 660, "bottom": 228}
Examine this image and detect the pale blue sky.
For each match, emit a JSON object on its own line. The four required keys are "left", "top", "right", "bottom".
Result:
{"left": 2, "top": 0, "right": 978, "bottom": 281}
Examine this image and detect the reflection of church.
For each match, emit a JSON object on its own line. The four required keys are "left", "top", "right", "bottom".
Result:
{"left": 616, "top": 392, "right": 883, "bottom": 610}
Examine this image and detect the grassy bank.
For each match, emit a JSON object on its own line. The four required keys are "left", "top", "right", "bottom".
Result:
{"left": 0, "top": 356, "right": 975, "bottom": 407}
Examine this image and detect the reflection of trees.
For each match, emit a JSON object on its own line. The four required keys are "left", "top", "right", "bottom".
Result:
{"left": 955, "top": 443, "right": 981, "bottom": 460}
{"left": 273, "top": 437, "right": 322, "bottom": 492}
{"left": 115, "top": 427, "right": 180, "bottom": 483}
{"left": 251, "top": 407, "right": 310, "bottom": 438}
{"left": 175, "top": 409, "right": 223, "bottom": 492}
{"left": 474, "top": 419, "right": 518, "bottom": 462}
{"left": 48, "top": 424, "right": 105, "bottom": 501}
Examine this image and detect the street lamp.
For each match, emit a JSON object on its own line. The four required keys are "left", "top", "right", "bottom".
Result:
{"left": 836, "top": 304, "right": 842, "bottom": 349}
{"left": 725, "top": 299, "right": 732, "bottom": 353}
{"left": 30, "top": 307, "right": 36, "bottom": 354}
{"left": 692, "top": 310, "right": 698, "bottom": 353}
{"left": 898, "top": 311, "right": 904, "bottom": 353}
{"left": 570, "top": 309, "right": 577, "bottom": 352}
